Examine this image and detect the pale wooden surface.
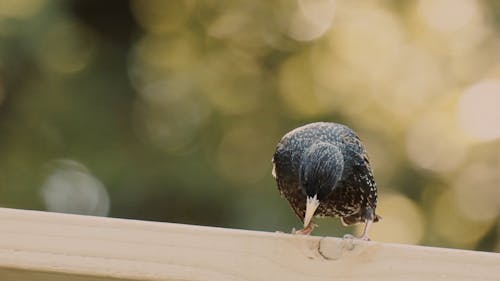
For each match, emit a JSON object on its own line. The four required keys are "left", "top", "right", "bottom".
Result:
{"left": 0, "top": 208, "right": 498, "bottom": 281}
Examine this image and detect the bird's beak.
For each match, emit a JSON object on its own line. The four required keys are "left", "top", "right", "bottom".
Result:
{"left": 304, "top": 195, "right": 319, "bottom": 228}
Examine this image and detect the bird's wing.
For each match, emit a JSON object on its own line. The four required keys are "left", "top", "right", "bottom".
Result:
{"left": 347, "top": 148, "right": 378, "bottom": 209}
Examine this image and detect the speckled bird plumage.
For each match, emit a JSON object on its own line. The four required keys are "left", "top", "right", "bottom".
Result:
{"left": 272, "top": 122, "right": 380, "bottom": 237}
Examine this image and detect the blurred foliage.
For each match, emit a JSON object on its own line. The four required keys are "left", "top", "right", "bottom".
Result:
{"left": 0, "top": 0, "right": 498, "bottom": 252}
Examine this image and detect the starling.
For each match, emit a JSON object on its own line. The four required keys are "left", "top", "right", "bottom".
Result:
{"left": 272, "top": 122, "right": 380, "bottom": 240}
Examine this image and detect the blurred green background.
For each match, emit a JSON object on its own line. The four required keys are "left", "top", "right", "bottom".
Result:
{"left": 0, "top": 0, "right": 498, "bottom": 252}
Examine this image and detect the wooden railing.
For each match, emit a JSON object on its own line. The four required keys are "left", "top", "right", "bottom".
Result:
{"left": 0, "top": 207, "right": 498, "bottom": 281}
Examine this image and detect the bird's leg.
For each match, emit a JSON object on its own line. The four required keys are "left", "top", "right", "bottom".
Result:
{"left": 359, "top": 219, "right": 372, "bottom": 240}
{"left": 343, "top": 219, "right": 372, "bottom": 240}
{"left": 292, "top": 222, "right": 317, "bottom": 235}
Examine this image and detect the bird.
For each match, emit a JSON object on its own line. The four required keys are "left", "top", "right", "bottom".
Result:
{"left": 272, "top": 122, "right": 380, "bottom": 240}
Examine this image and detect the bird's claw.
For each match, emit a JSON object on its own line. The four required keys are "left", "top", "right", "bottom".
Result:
{"left": 343, "top": 234, "right": 370, "bottom": 241}
{"left": 291, "top": 223, "right": 318, "bottom": 235}
{"left": 292, "top": 228, "right": 313, "bottom": 235}
{"left": 342, "top": 234, "right": 355, "bottom": 239}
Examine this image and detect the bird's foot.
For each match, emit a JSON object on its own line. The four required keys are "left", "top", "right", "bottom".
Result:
{"left": 292, "top": 223, "right": 318, "bottom": 235}
{"left": 343, "top": 234, "right": 370, "bottom": 241}
{"left": 292, "top": 227, "right": 313, "bottom": 235}
{"left": 342, "top": 234, "right": 355, "bottom": 239}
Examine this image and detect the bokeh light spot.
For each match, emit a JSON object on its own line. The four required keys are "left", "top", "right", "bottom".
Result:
{"left": 457, "top": 80, "right": 500, "bottom": 141}
{"left": 131, "top": 0, "right": 195, "bottom": 34}
{"left": 417, "top": 0, "right": 480, "bottom": 32}
{"left": 38, "top": 20, "right": 96, "bottom": 73}
{"left": 367, "top": 193, "right": 425, "bottom": 244}
{"left": 199, "top": 51, "right": 262, "bottom": 115}
{"left": 128, "top": 33, "right": 201, "bottom": 93}
{"left": 133, "top": 78, "right": 210, "bottom": 153}
{"left": 379, "top": 46, "right": 443, "bottom": 117}
{"left": 432, "top": 189, "right": 494, "bottom": 248}
{"left": 329, "top": 4, "right": 404, "bottom": 82}
{"left": 288, "top": 0, "right": 336, "bottom": 41}
{"left": 41, "top": 159, "right": 110, "bottom": 216}
{"left": 406, "top": 112, "right": 466, "bottom": 172}
{"left": 0, "top": 0, "right": 45, "bottom": 19}
{"left": 453, "top": 163, "right": 500, "bottom": 222}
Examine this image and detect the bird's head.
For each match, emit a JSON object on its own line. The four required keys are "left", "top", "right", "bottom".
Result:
{"left": 299, "top": 142, "right": 344, "bottom": 227}
{"left": 299, "top": 142, "right": 344, "bottom": 200}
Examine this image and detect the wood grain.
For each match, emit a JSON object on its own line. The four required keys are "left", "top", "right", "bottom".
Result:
{"left": 0, "top": 207, "right": 498, "bottom": 281}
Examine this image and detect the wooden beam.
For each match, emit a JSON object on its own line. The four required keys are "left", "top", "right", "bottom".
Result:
{"left": 0, "top": 207, "right": 498, "bottom": 281}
